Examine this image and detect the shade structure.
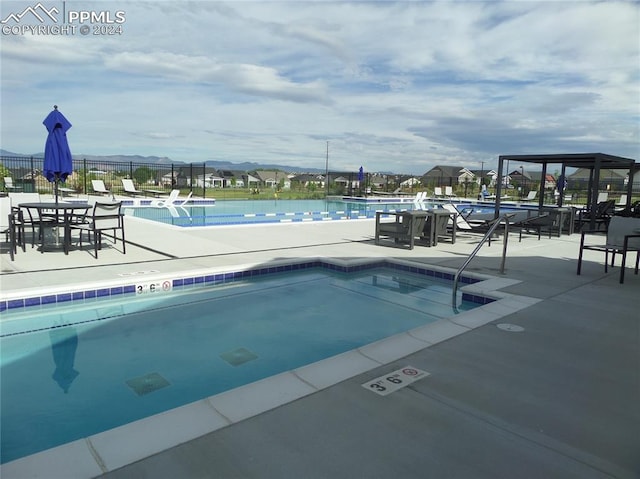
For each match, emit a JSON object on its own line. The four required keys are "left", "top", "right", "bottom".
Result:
{"left": 43, "top": 105, "right": 73, "bottom": 203}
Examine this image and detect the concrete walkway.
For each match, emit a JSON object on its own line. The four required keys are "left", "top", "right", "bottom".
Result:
{"left": 1, "top": 212, "right": 638, "bottom": 478}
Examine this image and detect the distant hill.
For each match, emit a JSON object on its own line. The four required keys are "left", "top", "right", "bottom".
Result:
{"left": 0, "top": 149, "right": 327, "bottom": 173}
{"left": 203, "top": 160, "right": 325, "bottom": 174}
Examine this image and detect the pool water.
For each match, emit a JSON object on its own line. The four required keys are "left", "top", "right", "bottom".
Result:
{"left": 0, "top": 266, "right": 479, "bottom": 463}
{"left": 125, "top": 199, "right": 421, "bottom": 226}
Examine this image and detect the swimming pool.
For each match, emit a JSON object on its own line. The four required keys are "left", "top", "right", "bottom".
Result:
{"left": 124, "top": 199, "right": 423, "bottom": 226}
{"left": 0, "top": 260, "right": 489, "bottom": 464}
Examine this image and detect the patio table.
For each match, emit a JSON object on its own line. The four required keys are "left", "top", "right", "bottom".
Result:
{"left": 19, "top": 202, "right": 89, "bottom": 254}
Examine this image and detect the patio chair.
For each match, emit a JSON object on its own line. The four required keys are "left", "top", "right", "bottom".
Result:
{"left": 523, "top": 191, "right": 537, "bottom": 202}
{"left": 375, "top": 210, "right": 427, "bottom": 249}
{"left": 577, "top": 216, "right": 640, "bottom": 283}
{"left": 67, "top": 201, "right": 126, "bottom": 258}
{"left": 422, "top": 209, "right": 455, "bottom": 246}
{"left": 121, "top": 179, "right": 143, "bottom": 197}
{"left": 91, "top": 180, "right": 111, "bottom": 196}
{"left": 433, "top": 187, "right": 443, "bottom": 198}
{"left": 1, "top": 197, "right": 25, "bottom": 260}
{"left": 12, "top": 192, "right": 58, "bottom": 248}
{"left": 3, "top": 177, "right": 22, "bottom": 192}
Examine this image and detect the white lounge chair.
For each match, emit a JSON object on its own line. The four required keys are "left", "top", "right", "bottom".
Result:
{"left": 433, "top": 187, "right": 443, "bottom": 198}
{"left": 523, "top": 191, "right": 537, "bottom": 202}
{"left": 616, "top": 194, "right": 628, "bottom": 207}
{"left": 151, "top": 190, "right": 192, "bottom": 208}
{"left": 445, "top": 186, "right": 455, "bottom": 198}
{"left": 91, "top": 180, "right": 111, "bottom": 196}
{"left": 412, "top": 191, "right": 427, "bottom": 210}
{"left": 3, "top": 177, "right": 22, "bottom": 192}
{"left": 121, "top": 179, "right": 143, "bottom": 197}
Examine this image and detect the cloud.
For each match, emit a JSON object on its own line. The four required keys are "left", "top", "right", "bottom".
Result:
{"left": 1, "top": 1, "right": 638, "bottom": 174}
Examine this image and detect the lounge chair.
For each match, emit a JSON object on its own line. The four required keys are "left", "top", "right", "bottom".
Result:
{"left": 150, "top": 190, "right": 192, "bottom": 208}
{"left": 445, "top": 186, "right": 455, "bottom": 198}
{"left": 433, "top": 187, "right": 443, "bottom": 199}
{"left": 412, "top": 191, "right": 427, "bottom": 210}
{"left": 577, "top": 216, "right": 640, "bottom": 283}
{"left": 3, "top": 177, "right": 22, "bottom": 192}
{"left": 375, "top": 210, "right": 428, "bottom": 249}
{"left": 441, "top": 203, "right": 512, "bottom": 245}
{"left": 523, "top": 191, "right": 537, "bottom": 202}
{"left": 575, "top": 200, "right": 615, "bottom": 232}
{"left": 121, "top": 179, "right": 143, "bottom": 197}
{"left": 616, "top": 194, "right": 627, "bottom": 207}
{"left": 513, "top": 212, "right": 551, "bottom": 241}
{"left": 67, "top": 201, "right": 126, "bottom": 258}
{"left": 91, "top": 180, "right": 111, "bottom": 196}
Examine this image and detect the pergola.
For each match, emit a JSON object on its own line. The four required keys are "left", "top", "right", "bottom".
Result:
{"left": 493, "top": 153, "right": 637, "bottom": 230}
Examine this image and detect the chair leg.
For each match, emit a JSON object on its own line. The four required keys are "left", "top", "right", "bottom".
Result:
{"left": 577, "top": 234, "right": 585, "bottom": 275}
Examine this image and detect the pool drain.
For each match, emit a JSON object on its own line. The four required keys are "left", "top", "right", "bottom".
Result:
{"left": 220, "top": 347, "right": 258, "bottom": 366}
{"left": 496, "top": 323, "right": 525, "bottom": 332}
{"left": 126, "top": 372, "right": 170, "bottom": 396}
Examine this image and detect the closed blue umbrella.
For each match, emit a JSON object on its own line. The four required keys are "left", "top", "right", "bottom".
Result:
{"left": 43, "top": 105, "right": 73, "bottom": 203}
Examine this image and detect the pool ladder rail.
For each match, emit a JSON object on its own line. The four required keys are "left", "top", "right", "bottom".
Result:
{"left": 452, "top": 214, "right": 514, "bottom": 312}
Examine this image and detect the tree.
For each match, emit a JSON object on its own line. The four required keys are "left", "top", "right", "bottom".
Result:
{"left": 133, "top": 166, "right": 153, "bottom": 185}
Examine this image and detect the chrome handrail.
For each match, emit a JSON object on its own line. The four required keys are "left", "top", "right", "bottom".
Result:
{"left": 452, "top": 214, "right": 512, "bottom": 311}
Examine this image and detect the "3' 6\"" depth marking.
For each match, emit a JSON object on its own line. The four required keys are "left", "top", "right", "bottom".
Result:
{"left": 362, "top": 366, "right": 430, "bottom": 396}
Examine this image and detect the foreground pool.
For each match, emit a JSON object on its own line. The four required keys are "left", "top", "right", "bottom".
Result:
{"left": 1, "top": 261, "right": 488, "bottom": 463}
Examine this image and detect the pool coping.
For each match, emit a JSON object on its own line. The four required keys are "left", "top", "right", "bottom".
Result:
{"left": 0, "top": 257, "right": 541, "bottom": 478}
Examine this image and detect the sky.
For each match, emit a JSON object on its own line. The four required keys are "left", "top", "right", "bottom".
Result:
{"left": 1, "top": 1, "right": 639, "bottom": 175}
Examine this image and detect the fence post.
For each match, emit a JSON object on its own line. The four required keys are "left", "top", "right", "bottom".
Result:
{"left": 189, "top": 163, "right": 193, "bottom": 196}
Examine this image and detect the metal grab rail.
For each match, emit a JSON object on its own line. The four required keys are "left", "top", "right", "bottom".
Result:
{"left": 452, "top": 214, "right": 512, "bottom": 311}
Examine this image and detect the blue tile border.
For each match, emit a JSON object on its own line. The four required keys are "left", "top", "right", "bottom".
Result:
{"left": 0, "top": 259, "right": 492, "bottom": 315}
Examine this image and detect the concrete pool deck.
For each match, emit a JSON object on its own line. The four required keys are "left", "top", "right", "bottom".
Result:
{"left": 1, "top": 211, "right": 638, "bottom": 478}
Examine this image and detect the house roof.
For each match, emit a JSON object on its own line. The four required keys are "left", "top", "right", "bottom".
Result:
{"left": 423, "top": 165, "right": 465, "bottom": 178}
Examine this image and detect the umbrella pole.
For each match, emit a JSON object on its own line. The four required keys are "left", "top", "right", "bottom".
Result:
{"left": 55, "top": 175, "right": 59, "bottom": 204}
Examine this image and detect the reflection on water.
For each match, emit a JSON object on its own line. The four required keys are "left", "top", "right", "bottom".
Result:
{"left": 49, "top": 325, "right": 79, "bottom": 394}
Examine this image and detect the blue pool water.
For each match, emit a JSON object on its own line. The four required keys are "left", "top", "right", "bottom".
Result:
{"left": 0, "top": 264, "right": 483, "bottom": 463}
{"left": 125, "top": 199, "right": 421, "bottom": 226}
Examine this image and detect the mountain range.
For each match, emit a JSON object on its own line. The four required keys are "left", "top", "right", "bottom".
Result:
{"left": 0, "top": 149, "right": 327, "bottom": 173}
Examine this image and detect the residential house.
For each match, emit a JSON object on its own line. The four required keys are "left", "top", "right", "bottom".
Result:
{"left": 422, "top": 165, "right": 463, "bottom": 187}
{"left": 568, "top": 168, "right": 628, "bottom": 191}
{"left": 253, "top": 170, "right": 291, "bottom": 190}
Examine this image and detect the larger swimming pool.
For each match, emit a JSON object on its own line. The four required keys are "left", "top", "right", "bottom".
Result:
{"left": 124, "top": 198, "right": 423, "bottom": 226}
{"left": 0, "top": 260, "right": 489, "bottom": 464}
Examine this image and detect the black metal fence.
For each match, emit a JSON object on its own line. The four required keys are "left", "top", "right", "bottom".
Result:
{"left": 0, "top": 156, "right": 230, "bottom": 198}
